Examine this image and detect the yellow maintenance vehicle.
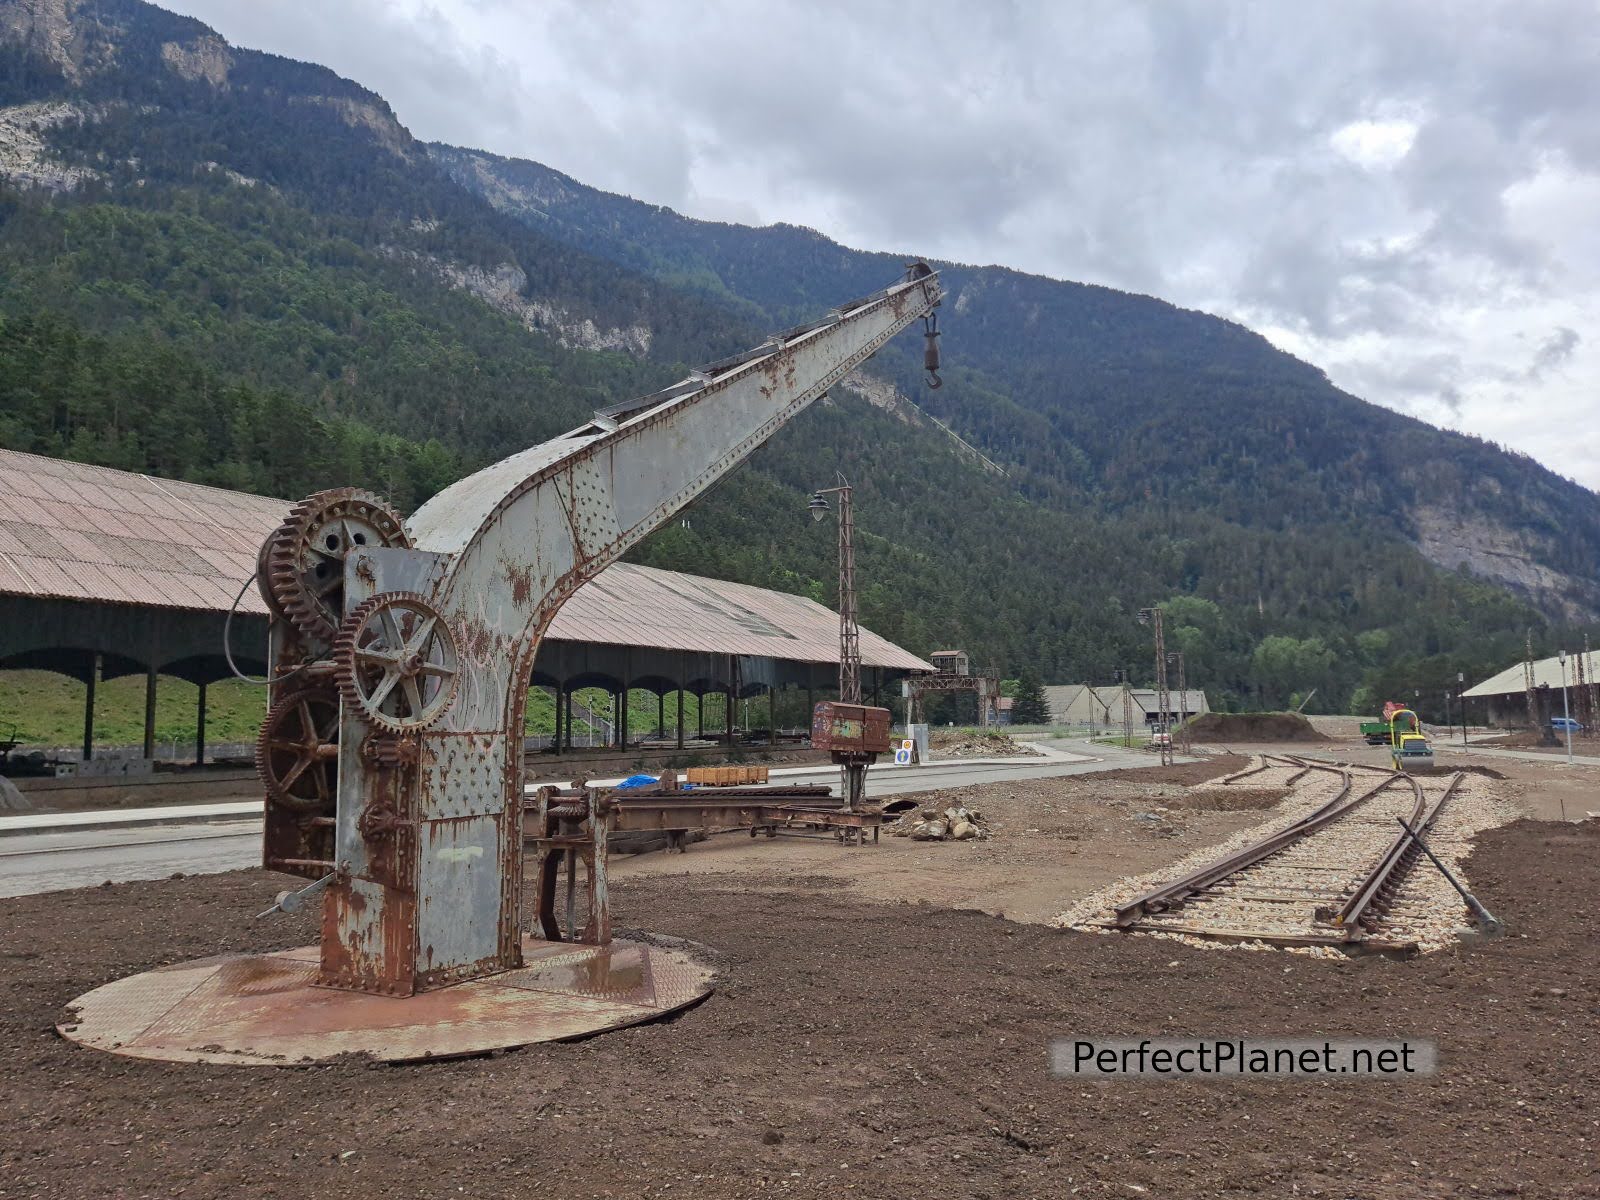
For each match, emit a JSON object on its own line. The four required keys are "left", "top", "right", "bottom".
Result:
{"left": 1388, "top": 707, "right": 1434, "bottom": 772}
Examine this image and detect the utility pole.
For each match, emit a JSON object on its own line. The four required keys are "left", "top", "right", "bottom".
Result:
{"left": 1118, "top": 667, "right": 1133, "bottom": 748}
{"left": 1139, "top": 607, "right": 1172, "bottom": 766}
{"left": 810, "top": 475, "right": 866, "bottom": 810}
{"left": 809, "top": 476, "right": 859, "bottom": 704}
{"left": 1524, "top": 628, "right": 1537, "bottom": 733}
{"left": 1559, "top": 650, "right": 1574, "bottom": 763}
{"left": 1457, "top": 671, "right": 1466, "bottom": 746}
{"left": 1168, "top": 650, "right": 1189, "bottom": 755}
{"left": 1576, "top": 636, "right": 1593, "bottom": 741}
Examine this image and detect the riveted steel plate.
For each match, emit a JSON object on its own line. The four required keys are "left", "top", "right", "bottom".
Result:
{"left": 58, "top": 937, "right": 714, "bottom": 1067}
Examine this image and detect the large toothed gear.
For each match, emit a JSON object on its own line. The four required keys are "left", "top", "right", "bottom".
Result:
{"left": 334, "top": 592, "right": 459, "bottom": 732}
{"left": 254, "top": 529, "right": 284, "bottom": 618}
{"left": 256, "top": 686, "right": 342, "bottom": 812}
{"left": 266, "top": 488, "right": 410, "bottom": 642}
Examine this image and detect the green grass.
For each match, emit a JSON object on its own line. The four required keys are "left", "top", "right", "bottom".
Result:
{"left": 0, "top": 670, "right": 804, "bottom": 750}
{"left": 0, "top": 669, "right": 267, "bottom": 748}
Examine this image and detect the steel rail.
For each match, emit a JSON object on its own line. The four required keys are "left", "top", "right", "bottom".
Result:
{"left": 1332, "top": 771, "right": 1465, "bottom": 938}
{"left": 1112, "top": 760, "right": 1364, "bottom": 926}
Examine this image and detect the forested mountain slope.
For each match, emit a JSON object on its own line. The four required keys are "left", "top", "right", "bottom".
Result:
{"left": 0, "top": 0, "right": 1593, "bottom": 718}
{"left": 434, "top": 144, "right": 1600, "bottom": 620}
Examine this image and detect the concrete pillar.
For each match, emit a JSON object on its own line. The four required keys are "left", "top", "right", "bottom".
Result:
{"left": 618, "top": 688, "right": 629, "bottom": 750}
{"left": 195, "top": 680, "right": 207, "bottom": 766}
{"left": 143, "top": 660, "right": 158, "bottom": 760}
{"left": 725, "top": 688, "right": 735, "bottom": 748}
{"left": 657, "top": 691, "right": 666, "bottom": 737}
{"left": 82, "top": 653, "right": 100, "bottom": 762}
{"left": 676, "top": 688, "right": 685, "bottom": 749}
{"left": 564, "top": 689, "right": 574, "bottom": 751}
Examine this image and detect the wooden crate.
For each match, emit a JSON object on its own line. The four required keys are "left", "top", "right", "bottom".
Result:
{"left": 685, "top": 766, "right": 770, "bottom": 787}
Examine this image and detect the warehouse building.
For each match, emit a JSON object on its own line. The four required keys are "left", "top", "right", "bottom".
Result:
{"left": 1462, "top": 651, "right": 1599, "bottom": 729}
{"left": 0, "top": 448, "right": 929, "bottom": 766}
{"left": 1044, "top": 682, "right": 1210, "bottom": 729}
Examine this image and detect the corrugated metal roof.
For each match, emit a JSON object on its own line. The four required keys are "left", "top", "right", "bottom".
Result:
{"left": 1463, "top": 651, "right": 1600, "bottom": 698}
{"left": 0, "top": 448, "right": 930, "bottom": 671}
{"left": 0, "top": 448, "right": 282, "bottom": 613}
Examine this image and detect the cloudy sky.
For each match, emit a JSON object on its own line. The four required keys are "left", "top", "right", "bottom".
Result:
{"left": 166, "top": 0, "right": 1600, "bottom": 490}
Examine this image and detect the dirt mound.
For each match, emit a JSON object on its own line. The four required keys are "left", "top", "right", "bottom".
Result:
{"left": 1167, "top": 786, "right": 1291, "bottom": 812}
{"left": 1413, "top": 764, "right": 1509, "bottom": 780}
{"left": 928, "top": 729, "right": 1037, "bottom": 758}
{"left": 1186, "top": 711, "right": 1328, "bottom": 743}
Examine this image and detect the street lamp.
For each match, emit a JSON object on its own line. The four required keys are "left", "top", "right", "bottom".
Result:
{"left": 1559, "top": 650, "right": 1574, "bottom": 764}
{"left": 1457, "top": 672, "right": 1466, "bottom": 746}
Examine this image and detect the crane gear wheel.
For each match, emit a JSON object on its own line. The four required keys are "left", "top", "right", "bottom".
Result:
{"left": 256, "top": 686, "right": 342, "bottom": 812}
{"left": 254, "top": 529, "right": 284, "bottom": 618}
{"left": 266, "top": 488, "right": 411, "bottom": 642}
{"left": 334, "top": 592, "right": 459, "bottom": 732}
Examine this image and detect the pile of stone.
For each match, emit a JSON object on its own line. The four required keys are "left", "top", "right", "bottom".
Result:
{"left": 890, "top": 803, "right": 989, "bottom": 841}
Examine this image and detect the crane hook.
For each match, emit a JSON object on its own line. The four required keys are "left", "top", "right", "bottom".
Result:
{"left": 922, "top": 312, "right": 942, "bottom": 389}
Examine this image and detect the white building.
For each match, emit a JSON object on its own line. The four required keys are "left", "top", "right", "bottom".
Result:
{"left": 1043, "top": 683, "right": 1210, "bottom": 728}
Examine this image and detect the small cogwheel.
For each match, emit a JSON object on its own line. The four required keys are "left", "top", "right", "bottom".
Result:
{"left": 334, "top": 592, "right": 459, "bottom": 733}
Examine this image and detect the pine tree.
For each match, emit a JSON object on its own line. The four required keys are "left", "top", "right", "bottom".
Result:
{"left": 1011, "top": 668, "right": 1050, "bottom": 725}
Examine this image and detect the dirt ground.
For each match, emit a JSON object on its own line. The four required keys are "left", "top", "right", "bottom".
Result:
{"left": 1185, "top": 711, "right": 1327, "bottom": 742}
{"left": 612, "top": 756, "right": 1265, "bottom": 923}
{"left": 4, "top": 753, "right": 1598, "bottom": 1198}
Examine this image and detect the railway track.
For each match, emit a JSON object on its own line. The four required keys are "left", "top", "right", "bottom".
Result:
{"left": 1112, "top": 755, "right": 1466, "bottom": 950}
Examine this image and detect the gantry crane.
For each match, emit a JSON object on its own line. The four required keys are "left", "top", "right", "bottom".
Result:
{"left": 251, "top": 264, "right": 944, "bottom": 997}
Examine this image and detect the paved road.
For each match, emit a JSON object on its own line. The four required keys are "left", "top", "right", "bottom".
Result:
{"left": 1445, "top": 743, "right": 1600, "bottom": 767}
{"left": 0, "top": 740, "right": 1168, "bottom": 897}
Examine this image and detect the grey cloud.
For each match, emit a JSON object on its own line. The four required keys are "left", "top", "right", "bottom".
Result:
{"left": 1529, "top": 327, "right": 1581, "bottom": 380}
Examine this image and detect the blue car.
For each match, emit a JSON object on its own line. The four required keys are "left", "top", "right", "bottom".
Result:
{"left": 1552, "top": 717, "right": 1586, "bottom": 733}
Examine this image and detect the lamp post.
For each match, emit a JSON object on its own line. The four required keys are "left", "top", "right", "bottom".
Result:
{"left": 1559, "top": 650, "right": 1574, "bottom": 764}
{"left": 1457, "top": 672, "right": 1466, "bottom": 746}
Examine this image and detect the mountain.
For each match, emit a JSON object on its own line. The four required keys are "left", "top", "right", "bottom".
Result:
{"left": 431, "top": 144, "right": 1600, "bottom": 616}
{"left": 0, "top": 0, "right": 1595, "bottom": 720}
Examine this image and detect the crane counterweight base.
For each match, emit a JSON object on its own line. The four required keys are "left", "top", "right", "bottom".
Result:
{"left": 58, "top": 936, "right": 714, "bottom": 1067}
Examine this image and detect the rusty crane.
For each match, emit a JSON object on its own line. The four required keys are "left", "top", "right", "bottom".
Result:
{"left": 61, "top": 264, "right": 943, "bottom": 1065}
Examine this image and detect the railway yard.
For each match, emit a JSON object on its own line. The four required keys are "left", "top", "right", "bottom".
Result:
{"left": 3, "top": 735, "right": 1598, "bottom": 1198}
